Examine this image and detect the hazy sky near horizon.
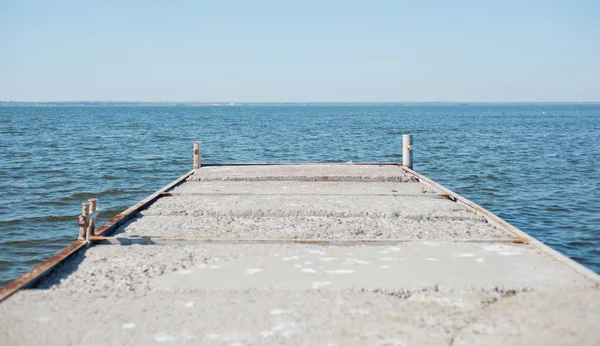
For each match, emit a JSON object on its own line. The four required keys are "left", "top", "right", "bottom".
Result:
{"left": 1, "top": 1, "right": 599, "bottom": 102}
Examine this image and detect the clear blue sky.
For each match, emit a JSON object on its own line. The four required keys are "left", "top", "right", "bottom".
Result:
{"left": 1, "top": 0, "right": 599, "bottom": 102}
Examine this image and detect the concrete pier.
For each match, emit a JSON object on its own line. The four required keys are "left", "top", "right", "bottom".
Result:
{"left": 1, "top": 164, "right": 599, "bottom": 345}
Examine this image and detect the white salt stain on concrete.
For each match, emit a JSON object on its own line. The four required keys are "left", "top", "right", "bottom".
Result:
{"left": 483, "top": 245, "right": 504, "bottom": 252}
{"left": 261, "top": 322, "right": 298, "bottom": 338}
{"left": 281, "top": 256, "right": 299, "bottom": 261}
{"left": 245, "top": 268, "right": 263, "bottom": 275}
{"left": 344, "top": 258, "right": 369, "bottom": 265}
{"left": 476, "top": 258, "right": 484, "bottom": 263}
{"left": 457, "top": 253, "right": 475, "bottom": 257}
{"left": 423, "top": 241, "right": 441, "bottom": 246}
{"left": 483, "top": 245, "right": 522, "bottom": 256}
{"left": 379, "top": 338, "right": 406, "bottom": 345}
{"left": 272, "top": 324, "right": 286, "bottom": 331}
{"left": 308, "top": 250, "right": 325, "bottom": 255}
{"left": 261, "top": 330, "right": 275, "bottom": 338}
{"left": 175, "top": 269, "right": 193, "bottom": 275}
{"left": 380, "top": 257, "right": 398, "bottom": 261}
{"left": 184, "top": 301, "right": 194, "bottom": 308}
{"left": 221, "top": 331, "right": 252, "bottom": 344}
{"left": 312, "top": 281, "right": 331, "bottom": 289}
{"left": 153, "top": 332, "right": 176, "bottom": 343}
{"left": 301, "top": 268, "right": 317, "bottom": 273}
{"left": 321, "top": 257, "right": 337, "bottom": 262}
{"left": 388, "top": 247, "right": 402, "bottom": 252}
{"left": 378, "top": 250, "right": 390, "bottom": 254}
{"left": 208, "top": 265, "right": 222, "bottom": 269}
{"left": 380, "top": 265, "right": 391, "bottom": 269}
{"left": 121, "top": 322, "right": 135, "bottom": 329}
{"left": 326, "top": 269, "right": 355, "bottom": 274}
{"left": 270, "top": 308, "right": 291, "bottom": 315}
{"left": 483, "top": 245, "right": 514, "bottom": 252}
{"left": 292, "top": 264, "right": 302, "bottom": 268}
{"left": 498, "top": 251, "right": 522, "bottom": 256}
{"left": 205, "top": 333, "right": 220, "bottom": 340}
{"left": 182, "top": 333, "right": 196, "bottom": 340}
{"left": 349, "top": 308, "right": 370, "bottom": 316}
{"left": 197, "top": 263, "right": 207, "bottom": 269}
{"left": 275, "top": 322, "right": 298, "bottom": 337}
{"left": 304, "top": 261, "right": 313, "bottom": 265}
{"left": 426, "top": 257, "right": 441, "bottom": 261}
{"left": 281, "top": 329, "right": 297, "bottom": 337}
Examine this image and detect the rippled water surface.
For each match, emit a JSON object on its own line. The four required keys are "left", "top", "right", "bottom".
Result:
{"left": 1, "top": 104, "right": 599, "bottom": 285}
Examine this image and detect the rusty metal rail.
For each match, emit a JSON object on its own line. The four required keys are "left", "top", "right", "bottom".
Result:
{"left": 0, "top": 241, "right": 87, "bottom": 303}
{"left": 160, "top": 192, "right": 449, "bottom": 198}
{"left": 0, "top": 169, "right": 195, "bottom": 303}
{"left": 400, "top": 165, "right": 600, "bottom": 286}
{"left": 200, "top": 162, "right": 400, "bottom": 166}
{"left": 94, "top": 170, "right": 195, "bottom": 237}
{"left": 89, "top": 236, "right": 526, "bottom": 246}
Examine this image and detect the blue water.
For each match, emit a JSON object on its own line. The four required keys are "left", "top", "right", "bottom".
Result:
{"left": 1, "top": 104, "right": 599, "bottom": 285}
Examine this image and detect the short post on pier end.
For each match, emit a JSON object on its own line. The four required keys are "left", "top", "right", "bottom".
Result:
{"left": 87, "top": 198, "right": 97, "bottom": 240}
{"left": 403, "top": 134, "right": 413, "bottom": 169}
{"left": 193, "top": 141, "right": 202, "bottom": 169}
{"left": 78, "top": 202, "right": 90, "bottom": 240}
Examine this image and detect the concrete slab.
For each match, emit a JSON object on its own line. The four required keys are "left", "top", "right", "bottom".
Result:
{"left": 141, "top": 194, "right": 478, "bottom": 219}
{"left": 188, "top": 164, "right": 418, "bottom": 182}
{"left": 172, "top": 181, "right": 436, "bottom": 195}
{"left": 37, "top": 243, "right": 591, "bottom": 295}
{"left": 118, "top": 215, "right": 509, "bottom": 239}
{"left": 2, "top": 289, "right": 599, "bottom": 346}
{"left": 452, "top": 289, "right": 600, "bottom": 346}
{"left": 149, "top": 242, "right": 589, "bottom": 292}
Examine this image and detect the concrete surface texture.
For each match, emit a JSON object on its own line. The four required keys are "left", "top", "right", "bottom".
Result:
{"left": 3, "top": 289, "right": 599, "bottom": 346}
{"left": 188, "top": 164, "right": 419, "bottom": 182}
{"left": 1, "top": 164, "right": 598, "bottom": 345}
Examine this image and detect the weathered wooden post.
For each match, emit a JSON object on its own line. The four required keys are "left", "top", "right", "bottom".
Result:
{"left": 403, "top": 134, "right": 413, "bottom": 169}
{"left": 78, "top": 202, "right": 90, "bottom": 240}
{"left": 193, "top": 142, "right": 202, "bottom": 169}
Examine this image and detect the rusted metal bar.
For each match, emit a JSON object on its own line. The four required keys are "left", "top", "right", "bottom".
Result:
{"left": 0, "top": 241, "right": 87, "bottom": 303}
{"left": 200, "top": 162, "right": 400, "bottom": 166}
{"left": 162, "top": 192, "right": 450, "bottom": 198}
{"left": 400, "top": 165, "right": 600, "bottom": 286}
{"left": 94, "top": 170, "right": 196, "bottom": 237}
{"left": 0, "top": 170, "right": 195, "bottom": 303}
{"left": 89, "top": 236, "right": 524, "bottom": 246}
{"left": 439, "top": 193, "right": 457, "bottom": 201}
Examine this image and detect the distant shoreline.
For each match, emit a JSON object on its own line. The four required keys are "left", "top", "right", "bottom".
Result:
{"left": 2, "top": 101, "right": 600, "bottom": 107}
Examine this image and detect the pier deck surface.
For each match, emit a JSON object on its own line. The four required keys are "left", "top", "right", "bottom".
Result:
{"left": 1, "top": 164, "right": 599, "bottom": 345}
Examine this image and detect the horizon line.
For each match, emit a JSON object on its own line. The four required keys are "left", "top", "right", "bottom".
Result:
{"left": 2, "top": 101, "right": 600, "bottom": 104}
